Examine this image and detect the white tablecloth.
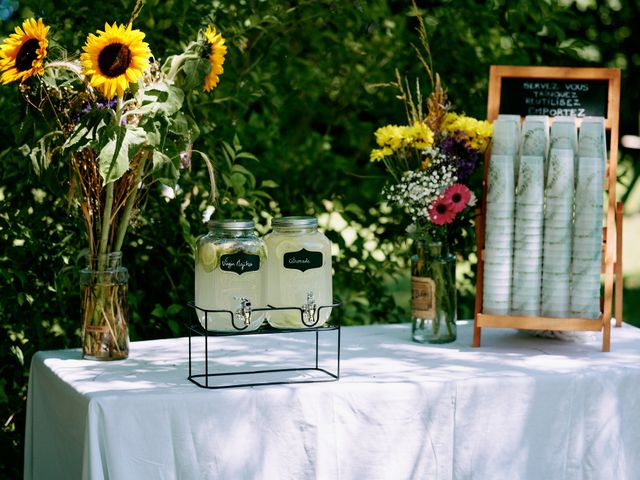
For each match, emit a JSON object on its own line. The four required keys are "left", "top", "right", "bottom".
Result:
{"left": 24, "top": 322, "right": 640, "bottom": 480}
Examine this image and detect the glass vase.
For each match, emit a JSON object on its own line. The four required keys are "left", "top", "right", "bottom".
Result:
{"left": 411, "top": 240, "right": 457, "bottom": 344}
{"left": 80, "top": 252, "right": 130, "bottom": 360}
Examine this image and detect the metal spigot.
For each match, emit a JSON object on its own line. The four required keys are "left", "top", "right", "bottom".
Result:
{"left": 235, "top": 297, "right": 253, "bottom": 326}
{"left": 302, "top": 291, "right": 317, "bottom": 325}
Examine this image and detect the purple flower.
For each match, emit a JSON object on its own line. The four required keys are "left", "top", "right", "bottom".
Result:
{"left": 439, "top": 132, "right": 480, "bottom": 181}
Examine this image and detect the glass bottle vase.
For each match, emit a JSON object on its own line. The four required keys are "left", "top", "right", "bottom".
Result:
{"left": 80, "top": 252, "right": 130, "bottom": 360}
{"left": 411, "top": 240, "right": 457, "bottom": 344}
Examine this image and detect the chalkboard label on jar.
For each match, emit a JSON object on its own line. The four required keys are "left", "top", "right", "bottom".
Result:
{"left": 220, "top": 252, "right": 261, "bottom": 275}
{"left": 283, "top": 249, "right": 323, "bottom": 272}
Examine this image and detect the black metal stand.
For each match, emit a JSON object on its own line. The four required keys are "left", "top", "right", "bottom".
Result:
{"left": 187, "top": 301, "right": 341, "bottom": 389}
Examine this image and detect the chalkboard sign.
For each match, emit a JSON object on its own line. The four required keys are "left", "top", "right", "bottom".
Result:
{"left": 486, "top": 66, "right": 621, "bottom": 129}
{"left": 499, "top": 77, "right": 609, "bottom": 118}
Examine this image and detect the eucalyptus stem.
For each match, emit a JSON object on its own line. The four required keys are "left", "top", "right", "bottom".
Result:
{"left": 113, "top": 151, "right": 148, "bottom": 252}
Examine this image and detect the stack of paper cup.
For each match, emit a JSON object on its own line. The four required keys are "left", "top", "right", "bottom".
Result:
{"left": 483, "top": 154, "right": 515, "bottom": 315}
{"left": 541, "top": 148, "right": 575, "bottom": 317}
{"left": 495, "top": 115, "right": 522, "bottom": 178}
{"left": 511, "top": 154, "right": 544, "bottom": 316}
{"left": 571, "top": 152, "right": 605, "bottom": 319}
{"left": 578, "top": 117, "right": 607, "bottom": 175}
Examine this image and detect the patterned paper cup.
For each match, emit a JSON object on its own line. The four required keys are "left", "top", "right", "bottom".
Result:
{"left": 511, "top": 307, "right": 541, "bottom": 317}
{"left": 544, "top": 207, "right": 574, "bottom": 226}
{"left": 543, "top": 245, "right": 572, "bottom": 260}
{"left": 483, "top": 304, "right": 511, "bottom": 316}
{"left": 546, "top": 148, "right": 576, "bottom": 196}
{"left": 541, "top": 306, "right": 570, "bottom": 318}
{"left": 521, "top": 126, "right": 547, "bottom": 157}
{"left": 484, "top": 217, "right": 514, "bottom": 230}
{"left": 483, "top": 287, "right": 511, "bottom": 302}
{"left": 486, "top": 207, "right": 515, "bottom": 222}
{"left": 485, "top": 233, "right": 514, "bottom": 245}
{"left": 542, "top": 260, "right": 571, "bottom": 274}
{"left": 571, "top": 258, "right": 601, "bottom": 276}
{"left": 544, "top": 227, "right": 573, "bottom": 243}
{"left": 571, "top": 286, "right": 601, "bottom": 301}
{"left": 511, "top": 278, "right": 542, "bottom": 293}
{"left": 514, "top": 244, "right": 543, "bottom": 259}
{"left": 515, "top": 211, "right": 545, "bottom": 224}
{"left": 516, "top": 155, "right": 545, "bottom": 203}
{"left": 514, "top": 229, "right": 544, "bottom": 242}
{"left": 550, "top": 117, "right": 578, "bottom": 149}
{"left": 541, "top": 290, "right": 570, "bottom": 306}
{"left": 492, "top": 120, "right": 520, "bottom": 155}
{"left": 572, "top": 241, "right": 602, "bottom": 258}
{"left": 484, "top": 247, "right": 513, "bottom": 263}
{"left": 569, "top": 308, "right": 600, "bottom": 320}
{"left": 572, "top": 274, "right": 601, "bottom": 291}
{"left": 573, "top": 225, "right": 602, "bottom": 238}
{"left": 513, "top": 269, "right": 542, "bottom": 283}
{"left": 487, "top": 155, "right": 516, "bottom": 203}
{"left": 511, "top": 294, "right": 541, "bottom": 309}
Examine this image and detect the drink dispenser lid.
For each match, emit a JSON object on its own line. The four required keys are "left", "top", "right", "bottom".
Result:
{"left": 207, "top": 219, "right": 255, "bottom": 230}
{"left": 271, "top": 216, "right": 317, "bottom": 228}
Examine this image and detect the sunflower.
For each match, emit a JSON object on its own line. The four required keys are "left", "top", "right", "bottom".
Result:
{"left": 80, "top": 22, "right": 151, "bottom": 99}
{"left": 0, "top": 18, "right": 49, "bottom": 84}
{"left": 202, "top": 25, "right": 227, "bottom": 92}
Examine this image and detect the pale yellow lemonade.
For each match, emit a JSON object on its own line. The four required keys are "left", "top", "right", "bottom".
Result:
{"left": 264, "top": 217, "right": 333, "bottom": 328}
{"left": 194, "top": 220, "right": 267, "bottom": 332}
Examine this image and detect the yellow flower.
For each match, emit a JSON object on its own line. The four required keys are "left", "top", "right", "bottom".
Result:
{"left": 374, "top": 125, "right": 404, "bottom": 151}
{"left": 80, "top": 22, "right": 151, "bottom": 98}
{"left": 0, "top": 18, "right": 49, "bottom": 84}
{"left": 442, "top": 112, "right": 492, "bottom": 151}
{"left": 407, "top": 121, "right": 434, "bottom": 149}
{"left": 370, "top": 147, "right": 393, "bottom": 162}
{"left": 203, "top": 25, "right": 227, "bottom": 92}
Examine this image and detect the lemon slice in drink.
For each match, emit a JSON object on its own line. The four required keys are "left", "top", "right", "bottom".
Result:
{"left": 198, "top": 242, "right": 218, "bottom": 272}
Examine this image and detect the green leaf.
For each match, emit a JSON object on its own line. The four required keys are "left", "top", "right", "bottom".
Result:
{"left": 152, "top": 150, "right": 180, "bottom": 186}
{"left": 235, "top": 151, "right": 259, "bottom": 161}
{"left": 260, "top": 179, "right": 279, "bottom": 188}
{"left": 63, "top": 109, "right": 111, "bottom": 153}
{"left": 137, "top": 81, "right": 185, "bottom": 116}
{"left": 181, "top": 57, "right": 211, "bottom": 92}
{"left": 151, "top": 304, "right": 165, "bottom": 318}
{"left": 98, "top": 125, "right": 147, "bottom": 184}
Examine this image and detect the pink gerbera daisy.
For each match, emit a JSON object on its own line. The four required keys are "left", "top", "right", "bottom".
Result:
{"left": 428, "top": 196, "right": 457, "bottom": 225}
{"left": 443, "top": 183, "right": 471, "bottom": 213}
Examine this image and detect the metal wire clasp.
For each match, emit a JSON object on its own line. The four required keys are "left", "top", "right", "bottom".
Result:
{"left": 302, "top": 291, "right": 317, "bottom": 325}
{"left": 235, "top": 297, "right": 253, "bottom": 326}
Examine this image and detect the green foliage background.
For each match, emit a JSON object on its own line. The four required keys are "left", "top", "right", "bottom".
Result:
{"left": 1, "top": 0, "right": 638, "bottom": 476}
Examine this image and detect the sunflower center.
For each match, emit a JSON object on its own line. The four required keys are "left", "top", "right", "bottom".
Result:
{"left": 16, "top": 38, "right": 40, "bottom": 72}
{"left": 436, "top": 203, "right": 448, "bottom": 214}
{"left": 452, "top": 193, "right": 462, "bottom": 203}
{"left": 98, "top": 43, "right": 132, "bottom": 78}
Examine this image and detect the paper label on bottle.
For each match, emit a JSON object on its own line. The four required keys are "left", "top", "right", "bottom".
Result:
{"left": 283, "top": 249, "right": 323, "bottom": 272}
{"left": 220, "top": 253, "right": 260, "bottom": 275}
{"left": 84, "top": 325, "right": 110, "bottom": 334}
{"left": 412, "top": 276, "right": 436, "bottom": 318}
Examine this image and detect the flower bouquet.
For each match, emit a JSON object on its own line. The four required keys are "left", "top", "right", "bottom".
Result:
{"left": 370, "top": 32, "right": 491, "bottom": 342}
{"left": 0, "top": 5, "right": 227, "bottom": 359}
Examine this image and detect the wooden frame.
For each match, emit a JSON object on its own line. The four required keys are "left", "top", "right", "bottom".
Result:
{"left": 474, "top": 66, "right": 622, "bottom": 352}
